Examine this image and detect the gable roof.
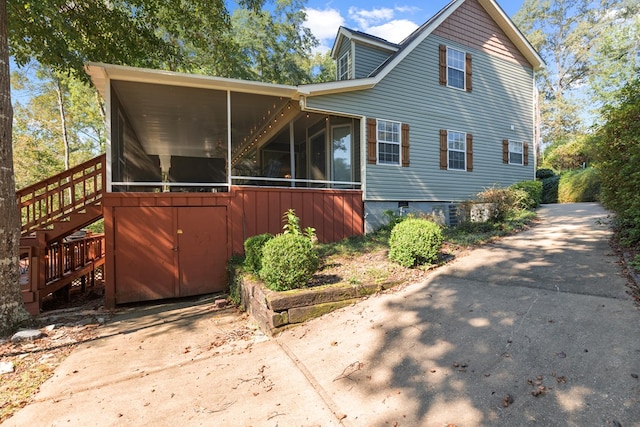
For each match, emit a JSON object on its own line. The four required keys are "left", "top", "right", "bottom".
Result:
{"left": 330, "top": 27, "right": 399, "bottom": 60}
{"left": 299, "top": 0, "right": 544, "bottom": 97}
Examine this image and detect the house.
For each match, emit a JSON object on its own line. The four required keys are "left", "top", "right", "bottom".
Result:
{"left": 84, "top": 0, "right": 543, "bottom": 308}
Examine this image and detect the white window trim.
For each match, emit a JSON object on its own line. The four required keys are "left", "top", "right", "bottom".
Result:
{"left": 446, "top": 46, "right": 466, "bottom": 91}
{"left": 447, "top": 130, "right": 467, "bottom": 171}
{"left": 337, "top": 52, "right": 351, "bottom": 81}
{"left": 509, "top": 140, "right": 524, "bottom": 165}
{"left": 377, "top": 119, "right": 402, "bottom": 166}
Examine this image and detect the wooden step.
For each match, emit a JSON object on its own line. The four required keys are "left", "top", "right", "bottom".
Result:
{"left": 42, "top": 204, "right": 103, "bottom": 243}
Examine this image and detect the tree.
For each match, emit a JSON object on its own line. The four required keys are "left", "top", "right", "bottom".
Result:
{"left": 0, "top": 0, "right": 29, "bottom": 335}
{"left": 12, "top": 66, "right": 105, "bottom": 189}
{"left": 189, "top": 0, "right": 320, "bottom": 85}
{"left": 1, "top": 0, "right": 262, "bottom": 334}
{"left": 513, "top": 0, "right": 639, "bottom": 147}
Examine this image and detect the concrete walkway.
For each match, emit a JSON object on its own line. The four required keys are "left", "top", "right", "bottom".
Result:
{"left": 5, "top": 203, "right": 640, "bottom": 426}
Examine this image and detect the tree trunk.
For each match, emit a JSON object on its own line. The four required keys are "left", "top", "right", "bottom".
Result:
{"left": 55, "top": 77, "right": 70, "bottom": 170}
{"left": 0, "top": 0, "right": 31, "bottom": 336}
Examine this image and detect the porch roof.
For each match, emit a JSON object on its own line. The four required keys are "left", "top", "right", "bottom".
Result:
{"left": 85, "top": 62, "right": 300, "bottom": 100}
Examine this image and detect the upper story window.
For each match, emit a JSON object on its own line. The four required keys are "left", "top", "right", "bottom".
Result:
{"left": 447, "top": 130, "right": 466, "bottom": 170}
{"left": 337, "top": 52, "right": 351, "bottom": 80}
{"left": 377, "top": 119, "right": 401, "bottom": 165}
{"left": 439, "top": 44, "right": 472, "bottom": 92}
{"left": 447, "top": 48, "right": 466, "bottom": 90}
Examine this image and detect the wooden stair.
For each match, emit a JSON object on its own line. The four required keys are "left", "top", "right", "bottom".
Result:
{"left": 17, "top": 155, "right": 107, "bottom": 314}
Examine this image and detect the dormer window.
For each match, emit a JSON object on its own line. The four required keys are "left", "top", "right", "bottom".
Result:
{"left": 337, "top": 52, "right": 351, "bottom": 80}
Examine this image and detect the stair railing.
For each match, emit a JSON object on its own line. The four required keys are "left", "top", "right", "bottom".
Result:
{"left": 17, "top": 154, "right": 106, "bottom": 235}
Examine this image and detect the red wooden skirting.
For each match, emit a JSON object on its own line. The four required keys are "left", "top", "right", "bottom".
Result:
{"left": 102, "top": 187, "right": 363, "bottom": 308}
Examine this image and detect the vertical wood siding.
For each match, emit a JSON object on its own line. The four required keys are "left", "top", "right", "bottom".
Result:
{"left": 102, "top": 188, "right": 363, "bottom": 307}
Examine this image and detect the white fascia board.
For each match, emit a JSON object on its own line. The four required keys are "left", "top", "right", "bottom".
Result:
{"left": 297, "top": 78, "right": 377, "bottom": 96}
{"left": 330, "top": 27, "right": 352, "bottom": 59}
{"left": 369, "top": 0, "right": 464, "bottom": 82}
{"left": 85, "top": 62, "right": 299, "bottom": 99}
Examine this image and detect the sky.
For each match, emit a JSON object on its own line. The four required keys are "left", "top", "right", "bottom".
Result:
{"left": 302, "top": 0, "right": 525, "bottom": 53}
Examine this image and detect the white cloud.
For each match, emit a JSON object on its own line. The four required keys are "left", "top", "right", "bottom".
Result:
{"left": 365, "top": 19, "right": 419, "bottom": 43}
{"left": 304, "top": 8, "right": 345, "bottom": 41}
{"left": 348, "top": 7, "right": 394, "bottom": 28}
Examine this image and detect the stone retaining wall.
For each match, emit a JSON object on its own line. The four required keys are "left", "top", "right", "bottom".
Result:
{"left": 238, "top": 276, "right": 388, "bottom": 336}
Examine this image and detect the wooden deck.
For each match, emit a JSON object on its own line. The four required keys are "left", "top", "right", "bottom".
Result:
{"left": 17, "top": 155, "right": 107, "bottom": 314}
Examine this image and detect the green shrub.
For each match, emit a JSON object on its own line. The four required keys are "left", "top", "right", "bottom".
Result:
{"left": 510, "top": 180, "right": 542, "bottom": 209}
{"left": 476, "top": 186, "right": 520, "bottom": 222}
{"left": 388, "top": 218, "right": 444, "bottom": 267}
{"left": 541, "top": 176, "right": 560, "bottom": 204}
{"left": 259, "top": 233, "right": 319, "bottom": 291}
{"left": 592, "top": 78, "right": 640, "bottom": 245}
{"left": 243, "top": 233, "right": 274, "bottom": 274}
{"left": 558, "top": 168, "right": 601, "bottom": 203}
{"left": 536, "top": 168, "right": 555, "bottom": 180}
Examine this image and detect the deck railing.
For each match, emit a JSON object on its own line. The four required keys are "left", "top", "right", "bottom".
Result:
{"left": 45, "top": 234, "right": 105, "bottom": 285}
{"left": 17, "top": 154, "right": 106, "bottom": 235}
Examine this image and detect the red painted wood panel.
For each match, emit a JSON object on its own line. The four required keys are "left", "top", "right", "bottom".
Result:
{"left": 178, "top": 207, "right": 228, "bottom": 297}
{"left": 114, "top": 207, "right": 175, "bottom": 304}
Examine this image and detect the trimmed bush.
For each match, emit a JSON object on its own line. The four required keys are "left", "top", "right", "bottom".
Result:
{"left": 536, "top": 168, "right": 555, "bottom": 180}
{"left": 541, "top": 176, "right": 560, "bottom": 204}
{"left": 510, "top": 180, "right": 542, "bottom": 209}
{"left": 243, "top": 233, "right": 274, "bottom": 274}
{"left": 476, "top": 186, "right": 520, "bottom": 222}
{"left": 388, "top": 218, "right": 444, "bottom": 267}
{"left": 259, "top": 233, "right": 319, "bottom": 291}
{"left": 558, "top": 167, "right": 601, "bottom": 203}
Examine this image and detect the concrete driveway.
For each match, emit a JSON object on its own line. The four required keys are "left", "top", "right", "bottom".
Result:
{"left": 5, "top": 203, "right": 640, "bottom": 426}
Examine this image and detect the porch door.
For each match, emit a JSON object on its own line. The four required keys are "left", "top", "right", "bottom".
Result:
{"left": 332, "top": 124, "right": 352, "bottom": 185}
{"left": 309, "top": 130, "right": 326, "bottom": 185}
{"left": 177, "top": 207, "right": 228, "bottom": 297}
{"left": 114, "top": 207, "right": 176, "bottom": 303}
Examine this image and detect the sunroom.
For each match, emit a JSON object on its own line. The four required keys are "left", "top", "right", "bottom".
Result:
{"left": 89, "top": 64, "right": 362, "bottom": 193}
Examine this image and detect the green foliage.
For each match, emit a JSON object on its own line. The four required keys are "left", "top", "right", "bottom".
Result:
{"left": 476, "top": 186, "right": 523, "bottom": 222}
{"left": 227, "top": 255, "right": 245, "bottom": 305}
{"left": 557, "top": 168, "right": 601, "bottom": 203}
{"left": 541, "top": 176, "right": 560, "bottom": 204}
{"left": 243, "top": 233, "right": 274, "bottom": 274}
{"left": 282, "top": 208, "right": 316, "bottom": 240}
{"left": 592, "top": 78, "right": 640, "bottom": 245}
{"left": 509, "top": 180, "right": 542, "bottom": 209}
{"left": 536, "top": 168, "right": 556, "bottom": 180}
{"left": 541, "top": 135, "right": 593, "bottom": 171}
{"left": 388, "top": 218, "right": 443, "bottom": 268}
{"left": 259, "top": 233, "right": 319, "bottom": 291}
{"left": 381, "top": 209, "right": 408, "bottom": 231}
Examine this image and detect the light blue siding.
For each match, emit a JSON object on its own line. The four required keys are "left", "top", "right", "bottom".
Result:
{"left": 307, "top": 35, "right": 536, "bottom": 203}
{"left": 354, "top": 43, "right": 394, "bottom": 78}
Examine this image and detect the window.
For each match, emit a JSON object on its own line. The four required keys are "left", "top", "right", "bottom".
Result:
{"left": 439, "top": 45, "right": 472, "bottom": 91}
{"left": 447, "top": 131, "right": 466, "bottom": 170}
{"left": 509, "top": 141, "right": 523, "bottom": 165}
{"left": 377, "top": 119, "right": 401, "bottom": 165}
{"left": 447, "top": 48, "right": 465, "bottom": 90}
{"left": 503, "top": 140, "right": 529, "bottom": 165}
{"left": 337, "top": 52, "right": 351, "bottom": 80}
